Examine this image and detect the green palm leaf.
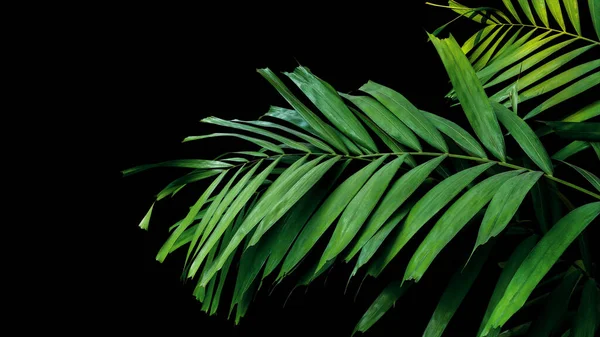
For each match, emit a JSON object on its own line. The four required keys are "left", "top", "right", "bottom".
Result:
{"left": 483, "top": 202, "right": 600, "bottom": 334}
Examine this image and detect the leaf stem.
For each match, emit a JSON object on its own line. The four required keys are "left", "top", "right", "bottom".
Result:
{"left": 220, "top": 151, "right": 600, "bottom": 200}
{"left": 357, "top": 151, "right": 600, "bottom": 199}
{"left": 489, "top": 23, "right": 600, "bottom": 46}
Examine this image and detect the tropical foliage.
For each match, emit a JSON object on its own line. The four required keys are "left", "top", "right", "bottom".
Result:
{"left": 125, "top": 1, "right": 600, "bottom": 336}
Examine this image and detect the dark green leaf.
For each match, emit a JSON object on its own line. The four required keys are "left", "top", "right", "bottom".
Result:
{"left": 544, "top": 122, "right": 600, "bottom": 142}
{"left": 483, "top": 202, "right": 600, "bottom": 334}
{"left": 241, "top": 119, "right": 336, "bottom": 154}
{"left": 477, "top": 235, "right": 538, "bottom": 337}
{"left": 156, "top": 171, "right": 227, "bottom": 262}
{"left": 342, "top": 93, "right": 421, "bottom": 151}
{"left": 422, "top": 241, "right": 493, "bottom": 337}
{"left": 353, "top": 281, "right": 412, "bottom": 336}
{"left": 559, "top": 160, "right": 600, "bottom": 193}
{"left": 360, "top": 80, "right": 448, "bottom": 152}
{"left": 257, "top": 68, "right": 348, "bottom": 154}
{"left": 369, "top": 162, "right": 495, "bottom": 276}
{"left": 571, "top": 279, "right": 600, "bottom": 337}
{"left": 345, "top": 155, "right": 447, "bottom": 262}
{"left": 552, "top": 141, "right": 591, "bottom": 160}
{"left": 122, "top": 159, "right": 233, "bottom": 177}
{"left": 286, "top": 67, "right": 377, "bottom": 152}
{"left": 405, "top": 170, "right": 521, "bottom": 282}
{"left": 351, "top": 204, "right": 412, "bottom": 277}
{"left": 156, "top": 169, "right": 224, "bottom": 201}
{"left": 279, "top": 156, "right": 387, "bottom": 279}
{"left": 184, "top": 133, "right": 284, "bottom": 154}
{"left": 422, "top": 110, "right": 487, "bottom": 158}
{"left": 527, "top": 267, "right": 581, "bottom": 337}
{"left": 492, "top": 102, "right": 553, "bottom": 175}
{"left": 475, "top": 171, "right": 543, "bottom": 251}
{"left": 316, "top": 156, "right": 405, "bottom": 273}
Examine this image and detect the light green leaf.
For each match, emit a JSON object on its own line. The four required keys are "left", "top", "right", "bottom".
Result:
{"left": 138, "top": 203, "right": 154, "bottom": 230}
{"left": 559, "top": 160, "right": 600, "bottom": 192}
{"left": 353, "top": 281, "right": 412, "bottom": 336}
{"left": 492, "top": 102, "right": 553, "bottom": 175}
{"left": 552, "top": 141, "right": 591, "bottom": 160}
{"left": 517, "top": 0, "right": 536, "bottom": 24}
{"left": 502, "top": 0, "right": 522, "bottom": 22}
{"left": 590, "top": 0, "right": 600, "bottom": 40}
{"left": 201, "top": 117, "right": 312, "bottom": 152}
{"left": 473, "top": 27, "right": 512, "bottom": 71}
{"left": 429, "top": 34, "right": 506, "bottom": 161}
{"left": 342, "top": 93, "right": 421, "bottom": 151}
{"left": 286, "top": 67, "right": 377, "bottom": 152}
{"left": 490, "top": 27, "right": 523, "bottom": 63}
{"left": 485, "top": 38, "right": 576, "bottom": 89}
{"left": 449, "top": 1, "right": 501, "bottom": 24}
{"left": 279, "top": 156, "right": 387, "bottom": 279}
{"left": 563, "top": 101, "right": 600, "bottom": 122}
{"left": 257, "top": 68, "right": 348, "bottom": 154}
{"left": 344, "top": 155, "right": 447, "bottom": 262}
{"left": 532, "top": 0, "right": 549, "bottom": 27}
{"left": 527, "top": 267, "right": 581, "bottom": 337}
{"left": 478, "top": 31, "right": 559, "bottom": 84}
{"left": 564, "top": 0, "right": 581, "bottom": 35}
{"left": 422, "top": 241, "right": 493, "bottom": 337}
{"left": 469, "top": 26, "right": 504, "bottom": 63}
{"left": 546, "top": 0, "right": 566, "bottom": 30}
{"left": 184, "top": 133, "right": 284, "bottom": 154}
{"left": 241, "top": 119, "right": 336, "bottom": 154}
{"left": 360, "top": 80, "right": 448, "bottom": 152}
{"left": 483, "top": 202, "right": 600, "bottom": 334}
{"left": 462, "top": 25, "right": 497, "bottom": 54}
{"left": 524, "top": 70, "right": 600, "bottom": 119}
{"left": 544, "top": 121, "right": 600, "bottom": 142}
{"left": 249, "top": 156, "right": 341, "bottom": 246}
{"left": 422, "top": 110, "right": 487, "bottom": 158}
{"left": 477, "top": 235, "right": 538, "bottom": 337}
{"left": 122, "top": 159, "right": 233, "bottom": 177}
{"left": 475, "top": 171, "right": 543, "bottom": 252}
{"left": 369, "top": 162, "right": 495, "bottom": 276}
{"left": 405, "top": 170, "right": 521, "bottom": 282}
{"left": 493, "top": 45, "right": 596, "bottom": 103}
{"left": 572, "top": 279, "right": 600, "bottom": 337}
{"left": 316, "top": 156, "right": 405, "bottom": 273}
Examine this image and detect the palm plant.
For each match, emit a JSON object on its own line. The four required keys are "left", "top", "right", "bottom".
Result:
{"left": 125, "top": 1, "right": 600, "bottom": 336}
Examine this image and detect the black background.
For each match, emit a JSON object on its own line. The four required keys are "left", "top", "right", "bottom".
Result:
{"left": 110, "top": 1, "right": 597, "bottom": 336}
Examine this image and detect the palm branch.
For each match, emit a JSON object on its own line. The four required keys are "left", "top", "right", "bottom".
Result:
{"left": 125, "top": 1, "right": 600, "bottom": 335}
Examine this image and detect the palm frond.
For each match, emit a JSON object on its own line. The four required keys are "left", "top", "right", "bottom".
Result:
{"left": 438, "top": 0, "right": 599, "bottom": 122}
{"left": 126, "top": 4, "right": 600, "bottom": 334}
